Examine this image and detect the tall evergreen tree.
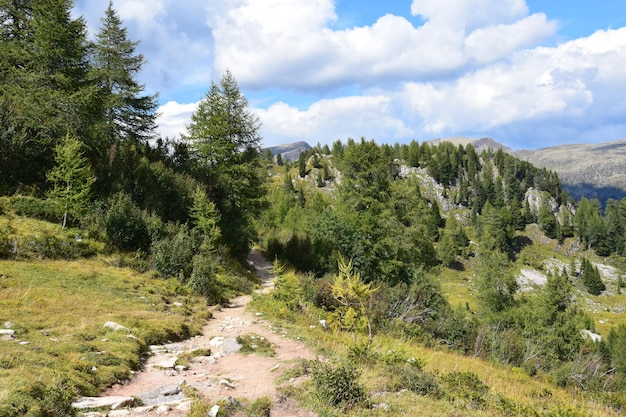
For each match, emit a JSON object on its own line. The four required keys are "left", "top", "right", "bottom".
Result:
{"left": 90, "top": 1, "right": 158, "bottom": 148}
{"left": 183, "top": 70, "right": 266, "bottom": 257}
{"left": 0, "top": 0, "right": 94, "bottom": 191}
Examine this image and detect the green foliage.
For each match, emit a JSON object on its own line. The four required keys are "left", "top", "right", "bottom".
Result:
{"left": 247, "top": 397, "right": 271, "bottom": 417}
{"left": 190, "top": 185, "right": 221, "bottom": 248}
{"left": 46, "top": 134, "right": 95, "bottom": 227}
{"left": 152, "top": 225, "right": 200, "bottom": 278}
{"left": 330, "top": 257, "right": 378, "bottom": 345}
{"left": 6, "top": 196, "right": 64, "bottom": 223}
{"left": 608, "top": 324, "right": 626, "bottom": 377}
{"left": 189, "top": 253, "right": 223, "bottom": 304}
{"left": 476, "top": 249, "right": 518, "bottom": 313}
{"left": 441, "top": 371, "right": 488, "bottom": 409}
{"left": 311, "top": 360, "right": 366, "bottom": 410}
{"left": 183, "top": 70, "right": 266, "bottom": 257}
{"left": 580, "top": 257, "right": 606, "bottom": 295}
{"left": 104, "top": 192, "right": 150, "bottom": 252}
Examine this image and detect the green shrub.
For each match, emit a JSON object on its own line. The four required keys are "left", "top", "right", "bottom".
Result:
{"left": 152, "top": 226, "right": 200, "bottom": 278}
{"left": 311, "top": 360, "right": 365, "bottom": 410}
{"left": 105, "top": 193, "right": 150, "bottom": 252}
{"left": 189, "top": 253, "right": 224, "bottom": 304}
{"left": 247, "top": 396, "right": 271, "bottom": 417}
{"left": 441, "top": 371, "right": 488, "bottom": 409}
{"left": 18, "top": 231, "right": 100, "bottom": 260}
{"left": 8, "top": 196, "right": 63, "bottom": 224}
{"left": 385, "top": 362, "right": 439, "bottom": 396}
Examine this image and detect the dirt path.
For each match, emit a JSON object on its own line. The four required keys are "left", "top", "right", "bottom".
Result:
{"left": 98, "top": 250, "right": 316, "bottom": 417}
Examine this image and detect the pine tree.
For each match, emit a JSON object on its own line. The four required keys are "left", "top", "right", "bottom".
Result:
{"left": 90, "top": 1, "right": 158, "bottom": 147}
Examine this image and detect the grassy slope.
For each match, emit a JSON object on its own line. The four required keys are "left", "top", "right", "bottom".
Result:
{"left": 0, "top": 216, "right": 211, "bottom": 409}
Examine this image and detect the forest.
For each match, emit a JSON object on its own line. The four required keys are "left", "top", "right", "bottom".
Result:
{"left": 1, "top": 1, "right": 626, "bottom": 416}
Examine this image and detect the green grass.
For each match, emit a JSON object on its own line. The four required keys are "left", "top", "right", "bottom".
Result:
{"left": 249, "top": 275, "right": 624, "bottom": 417}
{"left": 0, "top": 257, "right": 210, "bottom": 413}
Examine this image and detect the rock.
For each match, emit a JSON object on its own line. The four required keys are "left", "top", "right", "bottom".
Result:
{"left": 4, "top": 321, "right": 12, "bottom": 328}
{"left": 139, "top": 383, "right": 181, "bottom": 402}
{"left": 209, "top": 336, "right": 242, "bottom": 354}
{"left": 219, "top": 379, "right": 236, "bottom": 389}
{"left": 175, "top": 365, "right": 187, "bottom": 372}
{"left": 108, "top": 410, "right": 131, "bottom": 417}
{"left": 173, "top": 302, "right": 183, "bottom": 307}
{"left": 138, "top": 384, "right": 186, "bottom": 407}
{"left": 581, "top": 329, "right": 602, "bottom": 342}
{"left": 154, "top": 356, "right": 178, "bottom": 369}
{"left": 72, "top": 396, "right": 134, "bottom": 410}
{"left": 175, "top": 400, "right": 193, "bottom": 412}
{"left": 208, "top": 405, "right": 220, "bottom": 417}
{"left": 0, "top": 329, "right": 15, "bottom": 337}
{"left": 103, "top": 321, "right": 129, "bottom": 333}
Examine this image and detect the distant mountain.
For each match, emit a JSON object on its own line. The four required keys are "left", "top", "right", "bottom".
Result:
{"left": 514, "top": 140, "right": 626, "bottom": 202}
{"left": 427, "top": 137, "right": 513, "bottom": 154}
{"left": 429, "top": 136, "right": 626, "bottom": 202}
{"left": 265, "top": 141, "right": 311, "bottom": 162}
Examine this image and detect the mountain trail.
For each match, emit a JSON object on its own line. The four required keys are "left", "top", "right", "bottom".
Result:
{"left": 80, "top": 250, "right": 316, "bottom": 417}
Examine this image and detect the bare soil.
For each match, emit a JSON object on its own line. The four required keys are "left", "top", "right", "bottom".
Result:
{"left": 102, "top": 250, "right": 317, "bottom": 417}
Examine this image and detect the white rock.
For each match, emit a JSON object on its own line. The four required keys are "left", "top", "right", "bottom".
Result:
{"left": 72, "top": 396, "right": 134, "bottom": 410}
{"left": 208, "top": 405, "right": 220, "bottom": 417}
{"left": 0, "top": 329, "right": 15, "bottom": 336}
{"left": 103, "top": 321, "right": 129, "bottom": 332}
{"left": 219, "top": 379, "right": 235, "bottom": 389}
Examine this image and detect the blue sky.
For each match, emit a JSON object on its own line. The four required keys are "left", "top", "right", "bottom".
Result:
{"left": 73, "top": 0, "right": 626, "bottom": 150}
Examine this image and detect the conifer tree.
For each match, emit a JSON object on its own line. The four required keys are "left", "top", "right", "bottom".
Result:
{"left": 183, "top": 70, "right": 266, "bottom": 257}
{"left": 0, "top": 0, "right": 93, "bottom": 190}
{"left": 90, "top": 1, "right": 158, "bottom": 148}
{"left": 46, "top": 134, "right": 95, "bottom": 227}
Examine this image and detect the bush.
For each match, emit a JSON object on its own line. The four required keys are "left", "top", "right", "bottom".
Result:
{"left": 152, "top": 226, "right": 200, "bottom": 279}
{"left": 386, "top": 363, "right": 440, "bottom": 396}
{"left": 311, "top": 360, "right": 365, "bottom": 410}
{"left": 247, "top": 396, "right": 271, "bottom": 417}
{"left": 8, "top": 196, "right": 64, "bottom": 224}
{"left": 441, "top": 371, "right": 488, "bottom": 409}
{"left": 105, "top": 193, "right": 151, "bottom": 252}
{"left": 18, "top": 231, "right": 100, "bottom": 260}
{"left": 189, "top": 253, "right": 224, "bottom": 304}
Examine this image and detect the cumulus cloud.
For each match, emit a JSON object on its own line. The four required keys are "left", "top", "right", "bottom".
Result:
{"left": 75, "top": 0, "right": 626, "bottom": 148}
{"left": 255, "top": 95, "right": 413, "bottom": 146}
{"left": 209, "top": 0, "right": 557, "bottom": 89}
{"left": 401, "top": 27, "right": 626, "bottom": 140}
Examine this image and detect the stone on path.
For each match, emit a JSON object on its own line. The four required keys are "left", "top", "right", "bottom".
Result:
{"left": 209, "top": 336, "right": 242, "bottom": 355}
{"left": 72, "top": 396, "right": 134, "bottom": 410}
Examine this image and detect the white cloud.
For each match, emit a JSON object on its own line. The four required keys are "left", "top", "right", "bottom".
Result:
{"left": 156, "top": 100, "right": 199, "bottom": 139}
{"left": 208, "top": 0, "right": 556, "bottom": 89}
{"left": 401, "top": 27, "right": 626, "bottom": 137}
{"left": 255, "top": 95, "right": 413, "bottom": 147}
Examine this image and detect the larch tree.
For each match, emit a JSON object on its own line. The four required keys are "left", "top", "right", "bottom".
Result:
{"left": 46, "top": 134, "right": 95, "bottom": 227}
{"left": 183, "top": 70, "right": 266, "bottom": 257}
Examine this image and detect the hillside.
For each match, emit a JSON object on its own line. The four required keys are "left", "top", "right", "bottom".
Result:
{"left": 515, "top": 140, "right": 626, "bottom": 202}
{"left": 266, "top": 141, "right": 312, "bottom": 162}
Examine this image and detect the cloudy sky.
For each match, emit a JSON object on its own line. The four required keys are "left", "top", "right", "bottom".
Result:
{"left": 73, "top": 0, "right": 626, "bottom": 150}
